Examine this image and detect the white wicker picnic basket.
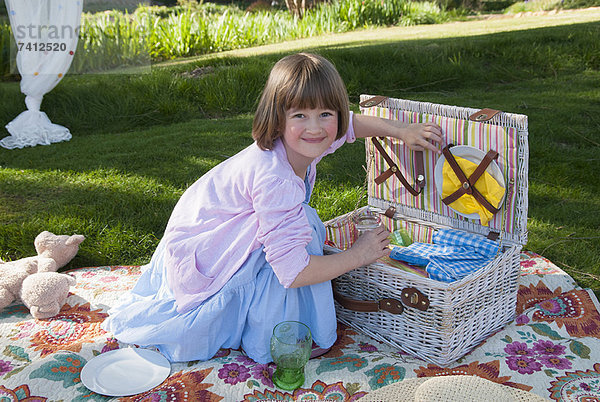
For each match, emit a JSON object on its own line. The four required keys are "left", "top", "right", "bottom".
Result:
{"left": 324, "top": 95, "right": 529, "bottom": 366}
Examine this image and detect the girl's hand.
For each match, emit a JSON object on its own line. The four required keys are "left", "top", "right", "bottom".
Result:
{"left": 349, "top": 225, "right": 391, "bottom": 267}
{"left": 401, "top": 122, "right": 443, "bottom": 154}
{"left": 352, "top": 114, "right": 443, "bottom": 153}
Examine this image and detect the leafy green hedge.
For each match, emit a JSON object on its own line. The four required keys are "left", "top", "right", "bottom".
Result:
{"left": 0, "top": 0, "right": 451, "bottom": 77}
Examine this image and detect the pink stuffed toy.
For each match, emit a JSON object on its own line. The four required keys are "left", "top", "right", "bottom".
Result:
{"left": 21, "top": 272, "right": 77, "bottom": 319}
{"left": 0, "top": 231, "right": 84, "bottom": 318}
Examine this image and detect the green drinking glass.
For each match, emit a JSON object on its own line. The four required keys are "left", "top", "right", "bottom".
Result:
{"left": 270, "top": 321, "right": 312, "bottom": 391}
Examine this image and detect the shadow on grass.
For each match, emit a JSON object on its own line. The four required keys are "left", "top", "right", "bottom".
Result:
{"left": 0, "top": 168, "right": 175, "bottom": 267}
{"left": 0, "top": 21, "right": 598, "bottom": 283}
{"left": 3, "top": 21, "right": 598, "bottom": 136}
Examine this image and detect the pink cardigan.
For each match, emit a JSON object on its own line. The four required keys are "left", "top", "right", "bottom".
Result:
{"left": 164, "top": 113, "right": 356, "bottom": 313}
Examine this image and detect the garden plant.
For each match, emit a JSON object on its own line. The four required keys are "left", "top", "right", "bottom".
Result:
{"left": 0, "top": 3, "right": 598, "bottom": 297}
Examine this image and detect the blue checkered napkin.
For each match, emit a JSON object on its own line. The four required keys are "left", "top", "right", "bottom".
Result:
{"left": 389, "top": 246, "right": 431, "bottom": 267}
{"left": 389, "top": 229, "right": 499, "bottom": 283}
{"left": 427, "top": 252, "right": 495, "bottom": 282}
{"left": 432, "top": 229, "right": 499, "bottom": 258}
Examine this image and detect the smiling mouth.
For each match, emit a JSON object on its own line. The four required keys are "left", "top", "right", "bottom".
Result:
{"left": 302, "top": 137, "right": 326, "bottom": 143}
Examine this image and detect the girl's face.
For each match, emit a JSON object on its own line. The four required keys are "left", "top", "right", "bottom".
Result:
{"left": 281, "top": 107, "right": 338, "bottom": 178}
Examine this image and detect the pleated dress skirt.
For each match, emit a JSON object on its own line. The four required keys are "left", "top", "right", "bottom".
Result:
{"left": 102, "top": 201, "right": 337, "bottom": 364}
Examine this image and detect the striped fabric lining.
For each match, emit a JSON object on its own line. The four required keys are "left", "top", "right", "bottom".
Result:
{"left": 324, "top": 215, "right": 356, "bottom": 251}
{"left": 325, "top": 210, "right": 436, "bottom": 251}
{"left": 362, "top": 104, "right": 520, "bottom": 236}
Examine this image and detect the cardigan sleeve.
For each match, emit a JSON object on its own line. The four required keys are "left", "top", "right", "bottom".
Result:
{"left": 252, "top": 175, "right": 313, "bottom": 287}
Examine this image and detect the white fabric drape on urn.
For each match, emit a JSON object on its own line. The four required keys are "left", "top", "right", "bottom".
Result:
{"left": 1, "top": 0, "right": 83, "bottom": 149}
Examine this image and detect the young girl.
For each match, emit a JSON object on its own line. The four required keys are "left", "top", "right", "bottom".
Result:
{"left": 103, "top": 53, "right": 442, "bottom": 364}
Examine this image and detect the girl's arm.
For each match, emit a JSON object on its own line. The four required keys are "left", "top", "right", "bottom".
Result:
{"left": 352, "top": 113, "right": 443, "bottom": 154}
{"left": 289, "top": 115, "right": 442, "bottom": 287}
{"left": 290, "top": 225, "right": 391, "bottom": 288}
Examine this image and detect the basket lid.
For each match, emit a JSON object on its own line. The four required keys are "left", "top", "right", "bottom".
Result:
{"left": 360, "top": 95, "right": 529, "bottom": 246}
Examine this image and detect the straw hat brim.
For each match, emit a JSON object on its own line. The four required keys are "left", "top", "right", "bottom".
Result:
{"left": 358, "top": 375, "right": 550, "bottom": 402}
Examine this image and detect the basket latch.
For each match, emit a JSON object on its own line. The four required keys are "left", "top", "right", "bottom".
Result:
{"left": 401, "top": 287, "right": 430, "bottom": 311}
{"left": 371, "top": 137, "right": 425, "bottom": 196}
{"left": 487, "top": 231, "right": 500, "bottom": 241}
{"left": 384, "top": 206, "right": 396, "bottom": 218}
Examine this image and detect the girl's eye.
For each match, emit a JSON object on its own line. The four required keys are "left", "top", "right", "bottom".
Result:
{"left": 321, "top": 111, "right": 334, "bottom": 117}
{"left": 293, "top": 113, "right": 305, "bottom": 118}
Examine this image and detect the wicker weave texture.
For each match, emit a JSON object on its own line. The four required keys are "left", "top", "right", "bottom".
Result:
{"left": 325, "top": 211, "right": 521, "bottom": 366}
{"left": 324, "top": 96, "right": 528, "bottom": 366}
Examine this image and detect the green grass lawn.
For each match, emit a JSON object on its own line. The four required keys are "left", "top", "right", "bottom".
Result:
{"left": 1, "top": 8, "right": 599, "bottom": 295}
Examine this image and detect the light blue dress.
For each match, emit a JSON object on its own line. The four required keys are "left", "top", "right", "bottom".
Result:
{"left": 102, "top": 173, "right": 337, "bottom": 364}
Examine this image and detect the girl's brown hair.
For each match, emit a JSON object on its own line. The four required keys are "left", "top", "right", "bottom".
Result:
{"left": 252, "top": 53, "right": 350, "bottom": 150}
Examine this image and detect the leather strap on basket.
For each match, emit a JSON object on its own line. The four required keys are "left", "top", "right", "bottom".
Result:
{"left": 332, "top": 285, "right": 404, "bottom": 315}
{"left": 469, "top": 108, "right": 501, "bottom": 122}
{"left": 371, "top": 137, "right": 425, "bottom": 196}
{"left": 441, "top": 144, "right": 500, "bottom": 215}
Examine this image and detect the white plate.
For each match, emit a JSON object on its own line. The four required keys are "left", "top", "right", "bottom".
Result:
{"left": 434, "top": 145, "right": 506, "bottom": 220}
{"left": 81, "top": 348, "right": 171, "bottom": 396}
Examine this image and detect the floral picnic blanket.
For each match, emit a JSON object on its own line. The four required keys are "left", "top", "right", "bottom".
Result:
{"left": 1, "top": 251, "right": 599, "bottom": 401}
